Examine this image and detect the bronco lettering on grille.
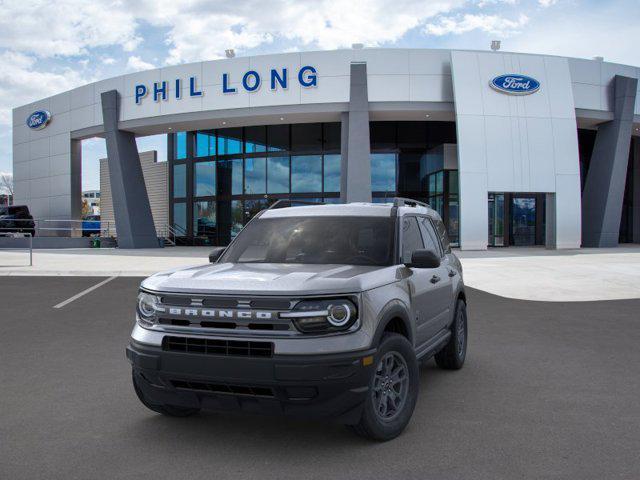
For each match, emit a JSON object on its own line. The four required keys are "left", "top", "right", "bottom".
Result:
{"left": 162, "top": 307, "right": 274, "bottom": 320}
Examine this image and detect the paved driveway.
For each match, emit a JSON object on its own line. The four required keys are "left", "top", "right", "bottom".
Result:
{"left": 1, "top": 277, "right": 639, "bottom": 479}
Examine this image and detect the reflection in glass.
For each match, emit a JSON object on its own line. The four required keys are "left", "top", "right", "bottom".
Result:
{"left": 173, "top": 164, "right": 186, "bottom": 197}
{"left": 371, "top": 153, "right": 396, "bottom": 192}
{"left": 244, "top": 157, "right": 266, "bottom": 194}
{"left": 175, "top": 132, "right": 187, "bottom": 160}
{"left": 194, "top": 201, "right": 216, "bottom": 237}
{"left": 217, "top": 128, "right": 242, "bottom": 155}
{"left": 245, "top": 199, "right": 269, "bottom": 223}
{"left": 231, "top": 200, "right": 243, "bottom": 238}
{"left": 194, "top": 161, "right": 216, "bottom": 197}
{"left": 245, "top": 126, "right": 267, "bottom": 153}
{"left": 291, "top": 155, "right": 322, "bottom": 193}
{"left": 323, "top": 154, "right": 341, "bottom": 193}
{"left": 195, "top": 131, "right": 215, "bottom": 157}
{"left": 173, "top": 202, "right": 187, "bottom": 234}
{"left": 323, "top": 123, "right": 341, "bottom": 151}
{"left": 267, "top": 157, "right": 289, "bottom": 193}
{"left": 218, "top": 159, "right": 243, "bottom": 195}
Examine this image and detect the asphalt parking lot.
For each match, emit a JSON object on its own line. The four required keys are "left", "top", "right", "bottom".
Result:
{"left": 1, "top": 277, "right": 639, "bottom": 480}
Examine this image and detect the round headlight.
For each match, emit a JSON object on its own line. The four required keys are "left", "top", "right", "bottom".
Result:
{"left": 327, "top": 303, "right": 352, "bottom": 327}
{"left": 137, "top": 292, "right": 158, "bottom": 320}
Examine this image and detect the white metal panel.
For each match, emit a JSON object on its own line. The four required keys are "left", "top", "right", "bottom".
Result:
{"left": 49, "top": 153, "right": 71, "bottom": 177}
{"left": 409, "top": 50, "right": 451, "bottom": 75}
{"left": 28, "top": 157, "right": 50, "bottom": 179}
{"left": 409, "top": 75, "right": 453, "bottom": 102}
{"left": 455, "top": 114, "right": 487, "bottom": 173}
{"left": 450, "top": 51, "right": 484, "bottom": 116}
{"left": 571, "top": 82, "right": 601, "bottom": 110}
{"left": 13, "top": 142, "right": 29, "bottom": 164}
{"left": 49, "top": 173, "right": 71, "bottom": 197}
{"left": 569, "top": 58, "right": 601, "bottom": 85}
{"left": 458, "top": 171, "right": 488, "bottom": 250}
{"left": 202, "top": 57, "right": 250, "bottom": 87}
{"left": 300, "top": 75, "right": 349, "bottom": 104}
{"left": 552, "top": 118, "right": 580, "bottom": 176}
{"left": 13, "top": 124, "right": 30, "bottom": 144}
{"left": 353, "top": 49, "right": 410, "bottom": 75}
{"left": 69, "top": 84, "right": 94, "bottom": 110}
{"left": 70, "top": 105, "right": 96, "bottom": 130}
{"left": 526, "top": 117, "right": 556, "bottom": 192}
{"left": 49, "top": 92, "right": 71, "bottom": 115}
{"left": 30, "top": 137, "right": 50, "bottom": 160}
{"left": 201, "top": 83, "right": 250, "bottom": 110}
{"left": 368, "top": 75, "right": 410, "bottom": 102}
{"left": 555, "top": 174, "right": 582, "bottom": 248}
{"left": 29, "top": 177, "right": 50, "bottom": 199}
{"left": 301, "top": 49, "right": 352, "bottom": 77}
{"left": 94, "top": 76, "right": 126, "bottom": 104}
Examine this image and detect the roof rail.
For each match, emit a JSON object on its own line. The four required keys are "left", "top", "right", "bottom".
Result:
{"left": 392, "top": 197, "right": 431, "bottom": 209}
{"left": 267, "top": 199, "right": 325, "bottom": 210}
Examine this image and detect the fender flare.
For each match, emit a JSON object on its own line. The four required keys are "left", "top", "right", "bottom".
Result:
{"left": 371, "top": 300, "right": 414, "bottom": 347}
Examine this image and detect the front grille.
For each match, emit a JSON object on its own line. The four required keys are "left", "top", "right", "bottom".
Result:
{"left": 162, "top": 336, "right": 273, "bottom": 358}
{"left": 171, "top": 379, "right": 274, "bottom": 397}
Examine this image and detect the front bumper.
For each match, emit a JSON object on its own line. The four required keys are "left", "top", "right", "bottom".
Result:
{"left": 126, "top": 340, "right": 376, "bottom": 424}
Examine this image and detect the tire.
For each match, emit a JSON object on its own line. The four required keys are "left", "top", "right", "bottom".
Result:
{"left": 349, "top": 333, "right": 419, "bottom": 441}
{"left": 435, "top": 300, "right": 467, "bottom": 370}
{"left": 132, "top": 371, "right": 200, "bottom": 417}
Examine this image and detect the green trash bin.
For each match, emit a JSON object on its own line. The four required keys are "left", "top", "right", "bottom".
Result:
{"left": 91, "top": 237, "right": 101, "bottom": 248}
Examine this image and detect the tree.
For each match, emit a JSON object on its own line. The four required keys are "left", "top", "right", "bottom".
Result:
{"left": 0, "top": 173, "right": 13, "bottom": 205}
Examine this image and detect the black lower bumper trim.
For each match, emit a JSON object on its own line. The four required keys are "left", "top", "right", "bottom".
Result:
{"left": 127, "top": 341, "right": 376, "bottom": 423}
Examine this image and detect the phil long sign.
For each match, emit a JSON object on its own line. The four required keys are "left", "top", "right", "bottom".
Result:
{"left": 490, "top": 74, "right": 540, "bottom": 95}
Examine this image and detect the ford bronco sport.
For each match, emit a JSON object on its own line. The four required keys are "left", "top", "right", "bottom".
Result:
{"left": 127, "top": 198, "right": 468, "bottom": 441}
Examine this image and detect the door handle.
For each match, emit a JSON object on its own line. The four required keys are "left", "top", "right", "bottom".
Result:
{"left": 430, "top": 275, "right": 441, "bottom": 284}
{"left": 448, "top": 269, "right": 457, "bottom": 277}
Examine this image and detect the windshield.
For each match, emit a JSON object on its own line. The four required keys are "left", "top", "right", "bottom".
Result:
{"left": 220, "top": 216, "right": 396, "bottom": 266}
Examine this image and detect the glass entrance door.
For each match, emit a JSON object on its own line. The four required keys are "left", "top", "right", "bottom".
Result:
{"left": 488, "top": 193, "right": 505, "bottom": 247}
{"left": 510, "top": 196, "right": 537, "bottom": 246}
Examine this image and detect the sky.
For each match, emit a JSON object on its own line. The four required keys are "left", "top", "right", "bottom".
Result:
{"left": 1, "top": 0, "right": 639, "bottom": 192}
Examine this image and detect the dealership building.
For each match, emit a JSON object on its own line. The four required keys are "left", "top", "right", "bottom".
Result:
{"left": 11, "top": 48, "right": 640, "bottom": 249}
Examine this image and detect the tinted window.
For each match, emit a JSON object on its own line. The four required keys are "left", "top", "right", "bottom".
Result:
{"left": 244, "top": 157, "right": 266, "bottom": 194}
{"left": 291, "top": 155, "right": 322, "bottom": 193}
{"left": 218, "top": 159, "right": 243, "bottom": 195}
{"left": 221, "top": 216, "right": 395, "bottom": 266}
{"left": 174, "top": 132, "right": 187, "bottom": 160}
{"left": 245, "top": 126, "right": 267, "bottom": 153}
{"left": 323, "top": 123, "right": 341, "bottom": 151}
{"left": 194, "top": 161, "right": 216, "bottom": 197}
{"left": 194, "top": 200, "right": 216, "bottom": 236}
{"left": 434, "top": 218, "right": 451, "bottom": 253}
{"left": 418, "top": 217, "right": 442, "bottom": 256}
{"left": 217, "top": 128, "right": 242, "bottom": 155}
{"left": 291, "top": 123, "right": 322, "bottom": 152}
{"left": 195, "top": 131, "right": 215, "bottom": 157}
{"left": 267, "top": 156, "right": 289, "bottom": 193}
{"left": 401, "top": 217, "right": 424, "bottom": 264}
{"left": 173, "top": 164, "right": 186, "bottom": 198}
{"left": 371, "top": 153, "right": 396, "bottom": 192}
{"left": 268, "top": 124, "right": 289, "bottom": 152}
{"left": 323, "top": 154, "right": 341, "bottom": 193}
{"left": 173, "top": 202, "right": 187, "bottom": 233}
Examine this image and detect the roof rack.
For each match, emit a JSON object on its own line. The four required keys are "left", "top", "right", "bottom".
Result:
{"left": 267, "top": 199, "right": 326, "bottom": 210}
{"left": 392, "top": 197, "right": 431, "bottom": 209}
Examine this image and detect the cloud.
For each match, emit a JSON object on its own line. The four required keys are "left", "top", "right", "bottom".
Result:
{"left": 126, "top": 55, "right": 155, "bottom": 72}
{"left": 425, "top": 13, "right": 529, "bottom": 36}
{"left": 0, "top": 1, "right": 141, "bottom": 57}
{"left": 538, "top": 0, "right": 558, "bottom": 6}
{"left": 0, "top": 51, "right": 85, "bottom": 124}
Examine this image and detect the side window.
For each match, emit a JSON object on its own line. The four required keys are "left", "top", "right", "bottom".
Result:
{"left": 418, "top": 217, "right": 442, "bottom": 257}
{"left": 401, "top": 217, "right": 424, "bottom": 264}
{"left": 434, "top": 218, "right": 451, "bottom": 253}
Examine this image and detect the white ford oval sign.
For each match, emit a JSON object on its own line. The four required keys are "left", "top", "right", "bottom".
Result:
{"left": 26, "top": 110, "right": 52, "bottom": 130}
{"left": 490, "top": 74, "right": 540, "bottom": 95}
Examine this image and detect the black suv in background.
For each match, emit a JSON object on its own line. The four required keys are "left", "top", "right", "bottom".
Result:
{"left": 0, "top": 205, "right": 36, "bottom": 236}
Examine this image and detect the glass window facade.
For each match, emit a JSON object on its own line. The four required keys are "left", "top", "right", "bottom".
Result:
{"left": 169, "top": 123, "right": 342, "bottom": 245}
{"left": 169, "top": 121, "right": 459, "bottom": 246}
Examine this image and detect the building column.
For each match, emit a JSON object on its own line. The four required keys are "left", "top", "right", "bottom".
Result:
{"left": 582, "top": 75, "right": 638, "bottom": 247}
{"left": 101, "top": 90, "right": 159, "bottom": 248}
{"left": 340, "top": 62, "right": 371, "bottom": 203}
{"left": 632, "top": 138, "right": 640, "bottom": 243}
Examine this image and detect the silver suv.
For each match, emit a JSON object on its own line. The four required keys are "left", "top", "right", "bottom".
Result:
{"left": 127, "top": 198, "right": 467, "bottom": 441}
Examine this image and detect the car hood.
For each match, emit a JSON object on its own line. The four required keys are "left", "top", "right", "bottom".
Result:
{"left": 141, "top": 262, "right": 399, "bottom": 296}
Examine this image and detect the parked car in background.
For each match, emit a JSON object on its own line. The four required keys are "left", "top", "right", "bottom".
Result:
{"left": 0, "top": 205, "right": 36, "bottom": 236}
{"left": 82, "top": 214, "right": 101, "bottom": 237}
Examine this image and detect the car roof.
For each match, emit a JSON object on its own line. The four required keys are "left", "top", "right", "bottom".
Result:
{"left": 260, "top": 202, "right": 437, "bottom": 219}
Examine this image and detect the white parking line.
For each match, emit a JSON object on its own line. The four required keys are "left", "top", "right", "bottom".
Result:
{"left": 53, "top": 276, "right": 118, "bottom": 309}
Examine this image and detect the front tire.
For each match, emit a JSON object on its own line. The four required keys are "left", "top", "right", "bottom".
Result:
{"left": 132, "top": 371, "right": 200, "bottom": 417}
{"left": 349, "top": 333, "right": 419, "bottom": 441}
{"left": 435, "top": 299, "right": 467, "bottom": 370}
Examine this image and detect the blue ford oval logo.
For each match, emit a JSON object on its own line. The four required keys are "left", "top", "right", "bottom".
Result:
{"left": 26, "top": 110, "right": 52, "bottom": 130}
{"left": 490, "top": 74, "right": 540, "bottom": 95}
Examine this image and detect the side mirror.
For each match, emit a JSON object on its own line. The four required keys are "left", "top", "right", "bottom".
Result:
{"left": 208, "top": 247, "right": 226, "bottom": 263}
{"left": 405, "top": 249, "right": 441, "bottom": 269}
